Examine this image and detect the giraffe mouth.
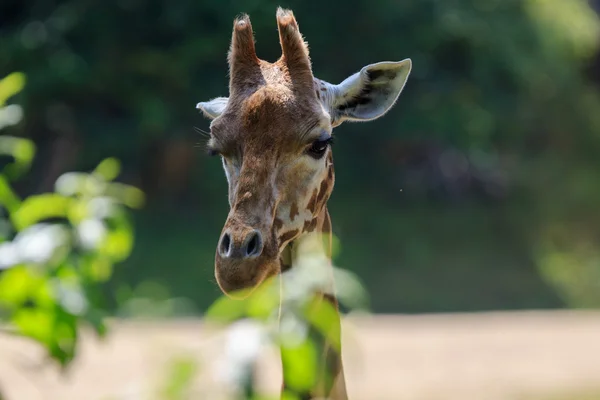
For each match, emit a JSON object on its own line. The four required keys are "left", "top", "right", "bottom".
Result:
{"left": 216, "top": 268, "right": 270, "bottom": 300}
{"left": 214, "top": 250, "right": 279, "bottom": 297}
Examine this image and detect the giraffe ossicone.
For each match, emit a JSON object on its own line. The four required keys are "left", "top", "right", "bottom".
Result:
{"left": 197, "top": 7, "right": 411, "bottom": 399}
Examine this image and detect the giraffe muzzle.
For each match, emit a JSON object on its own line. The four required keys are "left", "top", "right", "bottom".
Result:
{"left": 214, "top": 221, "right": 279, "bottom": 296}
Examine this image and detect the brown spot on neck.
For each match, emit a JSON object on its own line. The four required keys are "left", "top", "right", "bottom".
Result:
{"left": 306, "top": 188, "right": 318, "bottom": 214}
{"left": 279, "top": 229, "right": 299, "bottom": 246}
{"left": 289, "top": 202, "right": 299, "bottom": 221}
{"left": 316, "top": 178, "right": 330, "bottom": 206}
{"left": 303, "top": 217, "right": 318, "bottom": 233}
{"left": 274, "top": 218, "right": 284, "bottom": 232}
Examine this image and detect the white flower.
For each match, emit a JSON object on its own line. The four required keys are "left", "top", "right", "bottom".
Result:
{"left": 87, "top": 197, "right": 117, "bottom": 219}
{"left": 215, "top": 319, "right": 266, "bottom": 388}
{"left": 0, "top": 104, "right": 24, "bottom": 128}
{"left": 0, "top": 242, "right": 20, "bottom": 269}
{"left": 77, "top": 218, "right": 106, "bottom": 249}
{"left": 53, "top": 280, "right": 88, "bottom": 315}
{"left": 14, "top": 224, "right": 69, "bottom": 264}
{"left": 55, "top": 172, "right": 85, "bottom": 196}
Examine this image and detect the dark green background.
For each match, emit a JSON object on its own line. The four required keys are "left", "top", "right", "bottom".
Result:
{"left": 3, "top": 0, "right": 600, "bottom": 313}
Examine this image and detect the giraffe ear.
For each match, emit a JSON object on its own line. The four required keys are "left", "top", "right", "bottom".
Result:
{"left": 196, "top": 97, "right": 229, "bottom": 119}
{"left": 328, "top": 59, "right": 411, "bottom": 126}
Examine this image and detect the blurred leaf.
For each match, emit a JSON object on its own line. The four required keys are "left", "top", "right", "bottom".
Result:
{"left": 106, "top": 183, "right": 146, "bottom": 209}
{"left": 247, "top": 279, "right": 280, "bottom": 321}
{"left": 280, "top": 392, "right": 300, "bottom": 400}
{"left": 11, "top": 194, "right": 71, "bottom": 231}
{"left": 12, "top": 308, "right": 54, "bottom": 345}
{"left": 99, "top": 221, "right": 133, "bottom": 262}
{"left": 331, "top": 267, "right": 370, "bottom": 311}
{"left": 204, "top": 293, "right": 249, "bottom": 324}
{"left": 158, "top": 356, "right": 198, "bottom": 400}
{"left": 250, "top": 393, "right": 299, "bottom": 400}
{"left": 0, "top": 266, "right": 53, "bottom": 309}
{"left": 302, "top": 296, "right": 341, "bottom": 354}
{"left": 280, "top": 339, "right": 318, "bottom": 392}
{"left": 93, "top": 158, "right": 121, "bottom": 182}
{"left": 66, "top": 198, "right": 89, "bottom": 224}
{"left": 0, "top": 72, "right": 25, "bottom": 106}
{"left": 49, "top": 309, "right": 78, "bottom": 367}
{"left": 83, "top": 256, "right": 113, "bottom": 282}
{"left": 0, "top": 112, "right": 143, "bottom": 373}
{"left": 0, "top": 175, "right": 21, "bottom": 213}
{"left": 0, "top": 136, "right": 36, "bottom": 178}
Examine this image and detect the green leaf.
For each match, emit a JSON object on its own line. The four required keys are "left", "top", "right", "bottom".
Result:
{"left": 158, "top": 357, "right": 198, "bottom": 400}
{"left": 12, "top": 308, "right": 54, "bottom": 345}
{"left": 82, "top": 256, "right": 113, "bottom": 282}
{"left": 247, "top": 279, "right": 280, "bottom": 321}
{"left": 280, "top": 391, "right": 300, "bottom": 400}
{"left": 204, "top": 294, "right": 249, "bottom": 324}
{"left": 99, "top": 224, "right": 133, "bottom": 262}
{"left": 106, "top": 182, "right": 146, "bottom": 209}
{"left": 0, "top": 266, "right": 54, "bottom": 309}
{"left": 50, "top": 308, "right": 78, "bottom": 367}
{"left": 250, "top": 393, "right": 296, "bottom": 400}
{"left": 0, "top": 174, "right": 21, "bottom": 213}
{"left": 93, "top": 158, "right": 121, "bottom": 182}
{"left": 11, "top": 194, "right": 71, "bottom": 231}
{"left": 0, "top": 136, "right": 36, "bottom": 178}
{"left": 302, "top": 296, "right": 341, "bottom": 354}
{"left": 205, "top": 278, "right": 282, "bottom": 324}
{"left": 0, "top": 72, "right": 26, "bottom": 106}
{"left": 331, "top": 268, "right": 370, "bottom": 311}
{"left": 280, "top": 339, "right": 318, "bottom": 392}
{"left": 66, "top": 198, "right": 89, "bottom": 224}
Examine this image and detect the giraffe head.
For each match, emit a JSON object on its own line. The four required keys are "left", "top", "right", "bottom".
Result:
{"left": 197, "top": 8, "right": 411, "bottom": 296}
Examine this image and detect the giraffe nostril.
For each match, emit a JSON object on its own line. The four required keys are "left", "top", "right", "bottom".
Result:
{"left": 244, "top": 230, "right": 262, "bottom": 257}
{"left": 220, "top": 232, "right": 231, "bottom": 257}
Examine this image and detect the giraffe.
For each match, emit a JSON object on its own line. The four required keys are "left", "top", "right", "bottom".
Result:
{"left": 196, "top": 8, "right": 411, "bottom": 399}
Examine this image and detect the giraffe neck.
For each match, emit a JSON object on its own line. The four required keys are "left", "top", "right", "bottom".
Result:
{"left": 280, "top": 207, "right": 336, "bottom": 298}
{"left": 279, "top": 206, "right": 348, "bottom": 399}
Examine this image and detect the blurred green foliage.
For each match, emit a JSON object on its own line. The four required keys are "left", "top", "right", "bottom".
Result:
{"left": 157, "top": 356, "right": 199, "bottom": 400}
{"left": 0, "top": 72, "right": 144, "bottom": 367}
{"left": 204, "top": 238, "right": 369, "bottom": 399}
{"left": 2, "top": 0, "right": 600, "bottom": 312}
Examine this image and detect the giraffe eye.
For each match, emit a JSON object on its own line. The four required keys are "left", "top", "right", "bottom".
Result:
{"left": 307, "top": 137, "right": 333, "bottom": 159}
